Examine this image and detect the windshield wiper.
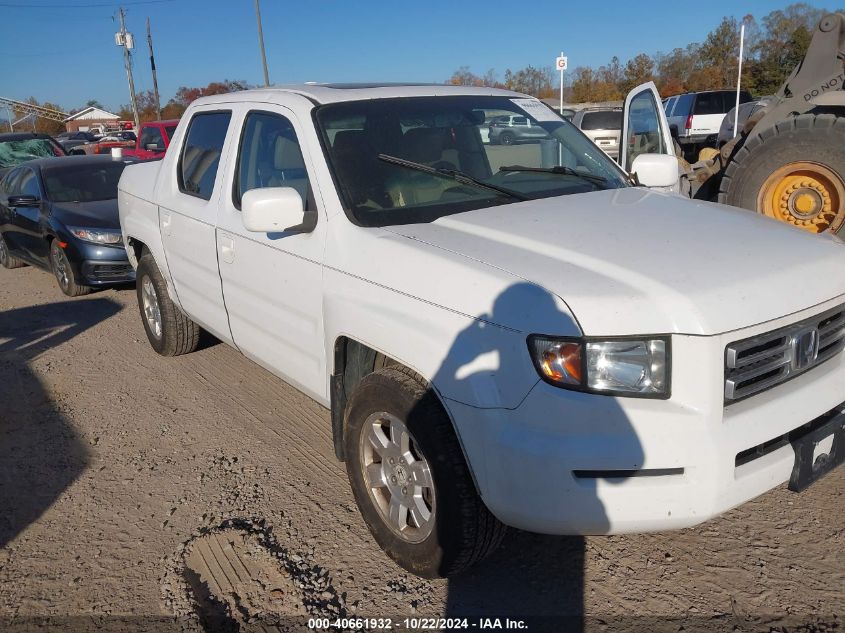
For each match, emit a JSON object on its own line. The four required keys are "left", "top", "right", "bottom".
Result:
{"left": 378, "top": 154, "right": 530, "bottom": 201}
{"left": 499, "top": 164, "right": 608, "bottom": 185}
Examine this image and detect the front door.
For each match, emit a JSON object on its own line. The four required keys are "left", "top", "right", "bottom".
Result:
{"left": 157, "top": 107, "right": 235, "bottom": 342}
{"left": 11, "top": 167, "right": 48, "bottom": 263}
{"left": 620, "top": 81, "right": 679, "bottom": 192}
{"left": 215, "top": 105, "right": 328, "bottom": 402}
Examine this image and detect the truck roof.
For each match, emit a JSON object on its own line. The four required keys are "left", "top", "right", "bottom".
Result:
{"left": 190, "top": 83, "right": 528, "bottom": 107}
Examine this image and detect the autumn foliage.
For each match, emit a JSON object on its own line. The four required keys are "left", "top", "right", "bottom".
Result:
{"left": 446, "top": 2, "right": 835, "bottom": 102}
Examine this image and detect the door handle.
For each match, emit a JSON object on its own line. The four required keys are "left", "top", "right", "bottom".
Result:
{"left": 160, "top": 210, "right": 172, "bottom": 236}
{"left": 219, "top": 234, "right": 234, "bottom": 264}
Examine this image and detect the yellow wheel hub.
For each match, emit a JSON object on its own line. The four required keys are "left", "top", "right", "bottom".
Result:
{"left": 758, "top": 162, "right": 845, "bottom": 233}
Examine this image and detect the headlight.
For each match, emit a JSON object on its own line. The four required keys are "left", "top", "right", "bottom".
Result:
{"left": 528, "top": 335, "right": 669, "bottom": 397}
{"left": 67, "top": 227, "right": 123, "bottom": 245}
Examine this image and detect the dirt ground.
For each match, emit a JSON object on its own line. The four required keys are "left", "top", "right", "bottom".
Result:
{"left": 0, "top": 265, "right": 842, "bottom": 633}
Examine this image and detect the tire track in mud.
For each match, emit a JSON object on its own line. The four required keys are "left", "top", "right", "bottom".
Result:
{"left": 162, "top": 518, "right": 347, "bottom": 631}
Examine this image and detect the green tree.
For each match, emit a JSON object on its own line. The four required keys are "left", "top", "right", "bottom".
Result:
{"left": 699, "top": 16, "right": 742, "bottom": 88}
{"left": 621, "top": 53, "right": 655, "bottom": 93}
{"left": 504, "top": 65, "right": 556, "bottom": 97}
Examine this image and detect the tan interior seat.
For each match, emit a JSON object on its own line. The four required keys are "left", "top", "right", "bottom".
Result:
{"left": 386, "top": 127, "right": 457, "bottom": 207}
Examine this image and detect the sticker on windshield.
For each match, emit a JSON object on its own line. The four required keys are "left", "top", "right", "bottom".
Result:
{"left": 510, "top": 98, "right": 561, "bottom": 122}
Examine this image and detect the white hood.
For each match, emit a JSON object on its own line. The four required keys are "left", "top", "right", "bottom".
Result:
{"left": 385, "top": 188, "right": 845, "bottom": 336}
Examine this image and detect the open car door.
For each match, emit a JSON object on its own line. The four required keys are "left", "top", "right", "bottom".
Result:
{"left": 620, "top": 81, "right": 682, "bottom": 193}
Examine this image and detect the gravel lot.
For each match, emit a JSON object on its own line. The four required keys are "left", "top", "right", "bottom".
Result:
{"left": 0, "top": 264, "right": 842, "bottom": 632}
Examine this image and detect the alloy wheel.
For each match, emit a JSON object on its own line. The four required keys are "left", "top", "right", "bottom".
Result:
{"left": 360, "top": 411, "right": 435, "bottom": 543}
{"left": 141, "top": 276, "right": 163, "bottom": 339}
{"left": 51, "top": 243, "right": 69, "bottom": 290}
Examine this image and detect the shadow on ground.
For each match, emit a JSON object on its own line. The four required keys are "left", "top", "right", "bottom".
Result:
{"left": 0, "top": 297, "right": 121, "bottom": 548}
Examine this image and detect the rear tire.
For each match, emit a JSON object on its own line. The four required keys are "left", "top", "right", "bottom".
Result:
{"left": 135, "top": 254, "right": 200, "bottom": 356}
{"left": 718, "top": 114, "right": 845, "bottom": 234}
{"left": 500, "top": 132, "right": 515, "bottom": 146}
{"left": 50, "top": 240, "right": 91, "bottom": 297}
{"left": 0, "top": 233, "right": 25, "bottom": 269}
{"left": 344, "top": 365, "right": 506, "bottom": 578}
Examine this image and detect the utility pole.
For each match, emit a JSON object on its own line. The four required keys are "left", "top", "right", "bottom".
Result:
{"left": 146, "top": 17, "right": 161, "bottom": 119}
{"left": 116, "top": 7, "right": 140, "bottom": 131}
{"left": 254, "top": 0, "right": 270, "bottom": 87}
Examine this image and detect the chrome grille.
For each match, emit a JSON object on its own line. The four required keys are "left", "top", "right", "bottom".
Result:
{"left": 725, "top": 304, "right": 845, "bottom": 402}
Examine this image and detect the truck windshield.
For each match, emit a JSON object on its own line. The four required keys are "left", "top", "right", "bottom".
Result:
{"left": 42, "top": 161, "right": 127, "bottom": 203}
{"left": 315, "top": 95, "right": 628, "bottom": 226}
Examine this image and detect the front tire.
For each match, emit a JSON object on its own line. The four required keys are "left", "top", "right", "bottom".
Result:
{"left": 135, "top": 254, "right": 200, "bottom": 356}
{"left": 0, "top": 233, "right": 25, "bottom": 269}
{"left": 344, "top": 365, "right": 505, "bottom": 578}
{"left": 50, "top": 240, "right": 91, "bottom": 297}
{"left": 719, "top": 114, "right": 845, "bottom": 234}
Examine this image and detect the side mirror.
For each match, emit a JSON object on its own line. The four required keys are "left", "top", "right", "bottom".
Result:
{"left": 8, "top": 194, "right": 39, "bottom": 207}
{"left": 631, "top": 153, "right": 680, "bottom": 189}
{"left": 242, "top": 187, "right": 307, "bottom": 233}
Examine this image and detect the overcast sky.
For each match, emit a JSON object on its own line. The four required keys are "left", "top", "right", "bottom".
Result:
{"left": 0, "top": 0, "right": 837, "bottom": 114}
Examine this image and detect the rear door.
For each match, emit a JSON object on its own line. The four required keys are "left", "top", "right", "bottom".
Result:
{"left": 620, "top": 82, "right": 680, "bottom": 192}
{"left": 156, "top": 106, "right": 235, "bottom": 342}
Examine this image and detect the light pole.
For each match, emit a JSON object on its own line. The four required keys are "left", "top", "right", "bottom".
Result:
{"left": 733, "top": 21, "right": 747, "bottom": 138}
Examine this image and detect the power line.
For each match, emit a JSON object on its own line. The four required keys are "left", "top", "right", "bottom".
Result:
{"left": 0, "top": 0, "right": 175, "bottom": 7}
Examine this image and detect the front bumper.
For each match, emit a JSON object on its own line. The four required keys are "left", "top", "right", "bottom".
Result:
{"left": 445, "top": 300, "right": 845, "bottom": 535}
{"left": 64, "top": 240, "right": 135, "bottom": 286}
{"left": 80, "top": 260, "right": 135, "bottom": 285}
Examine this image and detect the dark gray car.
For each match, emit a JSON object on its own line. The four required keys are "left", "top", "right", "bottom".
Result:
{"left": 55, "top": 131, "right": 99, "bottom": 152}
{"left": 488, "top": 114, "right": 550, "bottom": 145}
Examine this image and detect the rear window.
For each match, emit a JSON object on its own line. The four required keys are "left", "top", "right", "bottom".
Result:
{"left": 693, "top": 92, "right": 726, "bottom": 115}
{"left": 580, "top": 110, "right": 622, "bottom": 131}
{"left": 673, "top": 94, "right": 694, "bottom": 116}
{"left": 693, "top": 91, "right": 753, "bottom": 116}
{"left": 0, "top": 139, "right": 64, "bottom": 168}
{"left": 177, "top": 111, "right": 231, "bottom": 200}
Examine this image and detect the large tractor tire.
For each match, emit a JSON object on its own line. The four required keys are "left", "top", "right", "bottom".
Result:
{"left": 718, "top": 113, "right": 845, "bottom": 235}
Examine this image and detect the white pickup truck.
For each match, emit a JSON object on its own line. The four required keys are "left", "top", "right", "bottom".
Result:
{"left": 118, "top": 82, "right": 845, "bottom": 578}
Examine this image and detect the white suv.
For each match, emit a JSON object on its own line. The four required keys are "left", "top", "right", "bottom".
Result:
{"left": 118, "top": 82, "right": 845, "bottom": 578}
{"left": 667, "top": 89, "right": 754, "bottom": 158}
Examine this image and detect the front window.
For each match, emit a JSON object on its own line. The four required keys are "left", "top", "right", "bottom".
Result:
{"left": 42, "top": 161, "right": 127, "bottom": 203}
{"left": 140, "top": 126, "right": 165, "bottom": 150}
{"left": 315, "top": 96, "right": 628, "bottom": 227}
{"left": 625, "top": 90, "right": 668, "bottom": 171}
